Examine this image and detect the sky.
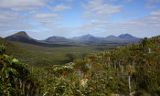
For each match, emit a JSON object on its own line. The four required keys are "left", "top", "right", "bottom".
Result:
{"left": 0, "top": 0, "right": 160, "bottom": 39}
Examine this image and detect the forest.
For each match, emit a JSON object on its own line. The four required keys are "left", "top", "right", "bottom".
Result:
{"left": 0, "top": 36, "right": 160, "bottom": 96}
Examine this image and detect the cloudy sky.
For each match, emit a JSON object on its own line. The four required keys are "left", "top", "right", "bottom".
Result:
{"left": 0, "top": 0, "right": 160, "bottom": 39}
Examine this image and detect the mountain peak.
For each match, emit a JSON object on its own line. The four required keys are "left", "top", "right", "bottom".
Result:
{"left": 45, "top": 36, "right": 68, "bottom": 42}
{"left": 81, "top": 34, "right": 95, "bottom": 38}
{"left": 5, "top": 31, "right": 33, "bottom": 42}
{"left": 106, "top": 35, "right": 117, "bottom": 38}
{"left": 118, "top": 33, "right": 134, "bottom": 38}
{"left": 118, "top": 33, "right": 140, "bottom": 42}
{"left": 76, "top": 34, "right": 95, "bottom": 39}
{"left": 71, "top": 34, "right": 97, "bottom": 43}
{"left": 12, "top": 31, "right": 30, "bottom": 38}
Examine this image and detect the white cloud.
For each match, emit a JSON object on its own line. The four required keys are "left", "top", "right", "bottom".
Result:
{"left": 52, "top": 4, "right": 71, "bottom": 12}
{"left": 0, "top": 0, "right": 47, "bottom": 11}
{"left": 32, "top": 12, "right": 62, "bottom": 28}
{"left": 0, "top": 11, "right": 33, "bottom": 37}
{"left": 68, "top": 0, "right": 159, "bottom": 37}
{"left": 0, "top": 0, "right": 72, "bottom": 38}
{"left": 33, "top": 13, "right": 60, "bottom": 22}
{"left": 0, "top": 0, "right": 72, "bottom": 12}
{"left": 109, "top": 0, "right": 132, "bottom": 3}
{"left": 145, "top": 0, "right": 160, "bottom": 9}
{"left": 83, "top": 0, "right": 122, "bottom": 22}
{"left": 0, "top": 0, "right": 159, "bottom": 38}
{"left": 111, "top": 10, "right": 160, "bottom": 37}
{"left": 0, "top": 11, "right": 30, "bottom": 27}
{"left": 71, "top": 9, "right": 160, "bottom": 38}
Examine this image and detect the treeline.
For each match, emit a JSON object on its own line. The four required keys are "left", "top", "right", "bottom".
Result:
{"left": 0, "top": 36, "right": 160, "bottom": 96}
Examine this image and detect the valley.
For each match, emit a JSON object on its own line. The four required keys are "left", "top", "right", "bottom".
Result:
{"left": 1, "top": 31, "right": 140, "bottom": 66}
{"left": 0, "top": 34, "right": 160, "bottom": 96}
{"left": 0, "top": 0, "right": 160, "bottom": 95}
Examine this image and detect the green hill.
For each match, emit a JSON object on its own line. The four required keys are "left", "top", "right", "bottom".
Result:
{"left": 0, "top": 35, "right": 160, "bottom": 96}
{"left": 37, "top": 35, "right": 160, "bottom": 96}
{"left": 0, "top": 38, "right": 104, "bottom": 67}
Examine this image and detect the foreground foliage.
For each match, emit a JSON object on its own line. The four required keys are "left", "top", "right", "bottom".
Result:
{"left": 35, "top": 36, "right": 160, "bottom": 96}
{"left": 0, "top": 36, "right": 160, "bottom": 96}
{"left": 0, "top": 45, "right": 39, "bottom": 96}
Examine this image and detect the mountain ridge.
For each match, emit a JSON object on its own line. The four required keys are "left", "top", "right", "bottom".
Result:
{"left": 5, "top": 31, "right": 141, "bottom": 46}
{"left": 5, "top": 31, "right": 74, "bottom": 47}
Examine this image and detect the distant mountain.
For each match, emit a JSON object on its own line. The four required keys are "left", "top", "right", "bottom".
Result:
{"left": 4, "top": 31, "right": 141, "bottom": 46}
{"left": 72, "top": 34, "right": 140, "bottom": 44}
{"left": 71, "top": 34, "right": 99, "bottom": 43}
{"left": 118, "top": 34, "right": 140, "bottom": 42}
{"left": 46, "top": 36, "right": 68, "bottom": 42}
{"left": 104, "top": 35, "right": 123, "bottom": 42}
{"left": 119, "top": 34, "right": 135, "bottom": 39}
{"left": 0, "top": 36, "right": 2, "bottom": 39}
{"left": 5, "top": 31, "right": 38, "bottom": 43}
{"left": 102, "top": 34, "right": 140, "bottom": 43}
{"left": 5, "top": 31, "right": 73, "bottom": 47}
{"left": 44, "top": 36, "right": 75, "bottom": 45}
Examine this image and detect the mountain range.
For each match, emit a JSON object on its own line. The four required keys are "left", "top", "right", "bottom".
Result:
{"left": 4, "top": 31, "right": 141, "bottom": 47}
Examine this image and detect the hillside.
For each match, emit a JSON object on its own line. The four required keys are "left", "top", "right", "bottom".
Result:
{"left": 66, "top": 35, "right": 160, "bottom": 95}
{"left": 33, "top": 35, "right": 160, "bottom": 96}
{"left": 0, "top": 37, "right": 23, "bottom": 55}
{"left": 0, "top": 38, "right": 102, "bottom": 66}
{"left": 38, "top": 35, "right": 160, "bottom": 95}
{"left": 0, "top": 35, "right": 160, "bottom": 96}
{"left": 1, "top": 32, "right": 141, "bottom": 66}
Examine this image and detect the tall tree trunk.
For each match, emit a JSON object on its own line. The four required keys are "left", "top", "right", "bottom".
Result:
{"left": 128, "top": 75, "right": 131, "bottom": 96}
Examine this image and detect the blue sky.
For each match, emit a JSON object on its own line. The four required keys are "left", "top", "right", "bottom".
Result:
{"left": 0, "top": 0, "right": 160, "bottom": 39}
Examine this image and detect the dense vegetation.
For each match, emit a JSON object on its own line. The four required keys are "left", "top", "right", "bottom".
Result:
{"left": 0, "top": 36, "right": 160, "bottom": 96}
{"left": 0, "top": 45, "right": 39, "bottom": 96}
